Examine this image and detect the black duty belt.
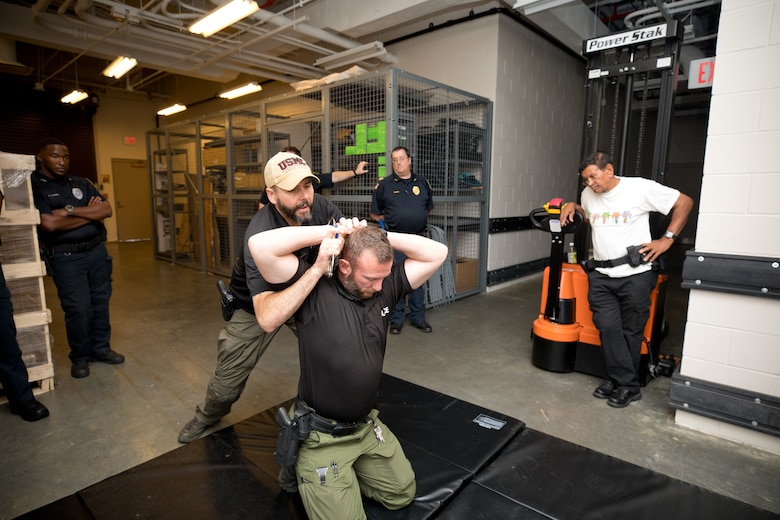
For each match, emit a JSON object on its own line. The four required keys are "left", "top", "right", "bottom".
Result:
{"left": 583, "top": 255, "right": 630, "bottom": 270}
{"left": 583, "top": 245, "right": 650, "bottom": 272}
{"left": 296, "top": 400, "right": 365, "bottom": 437}
{"left": 51, "top": 234, "right": 102, "bottom": 253}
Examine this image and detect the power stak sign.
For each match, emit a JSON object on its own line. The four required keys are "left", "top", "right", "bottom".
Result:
{"left": 584, "top": 23, "right": 667, "bottom": 55}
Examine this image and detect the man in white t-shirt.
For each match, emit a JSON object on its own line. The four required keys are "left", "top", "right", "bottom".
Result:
{"left": 561, "top": 152, "right": 693, "bottom": 408}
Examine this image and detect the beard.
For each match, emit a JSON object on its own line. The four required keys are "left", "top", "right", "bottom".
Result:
{"left": 276, "top": 198, "right": 313, "bottom": 225}
{"left": 341, "top": 271, "right": 375, "bottom": 300}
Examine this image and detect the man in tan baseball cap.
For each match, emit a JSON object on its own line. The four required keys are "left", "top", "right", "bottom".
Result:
{"left": 264, "top": 151, "right": 321, "bottom": 226}
{"left": 178, "top": 149, "right": 343, "bottom": 461}
{"left": 264, "top": 151, "right": 319, "bottom": 191}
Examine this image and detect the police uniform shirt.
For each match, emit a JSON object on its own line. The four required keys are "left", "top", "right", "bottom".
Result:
{"left": 241, "top": 193, "right": 343, "bottom": 302}
{"left": 370, "top": 172, "right": 433, "bottom": 234}
{"left": 295, "top": 262, "right": 411, "bottom": 423}
{"left": 30, "top": 172, "right": 105, "bottom": 247}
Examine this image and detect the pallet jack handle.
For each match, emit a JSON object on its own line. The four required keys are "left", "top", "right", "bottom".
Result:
{"left": 529, "top": 199, "right": 583, "bottom": 321}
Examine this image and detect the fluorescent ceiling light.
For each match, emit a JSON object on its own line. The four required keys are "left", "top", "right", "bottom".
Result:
{"left": 102, "top": 56, "right": 138, "bottom": 79}
{"left": 157, "top": 103, "right": 187, "bottom": 116}
{"left": 219, "top": 82, "right": 262, "bottom": 99}
{"left": 189, "top": 0, "right": 259, "bottom": 38}
{"left": 313, "top": 41, "right": 394, "bottom": 71}
{"left": 61, "top": 89, "right": 89, "bottom": 104}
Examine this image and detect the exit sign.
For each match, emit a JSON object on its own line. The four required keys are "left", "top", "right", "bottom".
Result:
{"left": 688, "top": 57, "right": 715, "bottom": 89}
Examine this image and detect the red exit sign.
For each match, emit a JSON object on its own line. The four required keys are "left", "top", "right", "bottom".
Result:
{"left": 688, "top": 57, "right": 715, "bottom": 89}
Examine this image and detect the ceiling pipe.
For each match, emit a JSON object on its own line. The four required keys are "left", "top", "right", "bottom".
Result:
{"left": 32, "top": 4, "right": 322, "bottom": 82}
{"left": 57, "top": 0, "right": 76, "bottom": 16}
{"left": 624, "top": 0, "right": 720, "bottom": 29}
{"left": 631, "top": 0, "right": 721, "bottom": 29}
{"left": 245, "top": 5, "right": 386, "bottom": 56}
{"left": 66, "top": 0, "right": 335, "bottom": 75}
{"left": 31, "top": 0, "right": 54, "bottom": 17}
{"left": 24, "top": 0, "right": 396, "bottom": 93}
{"left": 192, "top": 17, "right": 308, "bottom": 71}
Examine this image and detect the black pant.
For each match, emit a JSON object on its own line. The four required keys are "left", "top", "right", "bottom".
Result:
{"left": 49, "top": 243, "right": 113, "bottom": 362}
{"left": 587, "top": 269, "right": 657, "bottom": 390}
{"left": 0, "top": 263, "right": 34, "bottom": 405}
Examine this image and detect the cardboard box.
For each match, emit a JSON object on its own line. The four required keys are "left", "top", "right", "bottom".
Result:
{"left": 234, "top": 171, "right": 265, "bottom": 190}
{"left": 202, "top": 147, "right": 226, "bottom": 166}
{"left": 455, "top": 257, "right": 479, "bottom": 293}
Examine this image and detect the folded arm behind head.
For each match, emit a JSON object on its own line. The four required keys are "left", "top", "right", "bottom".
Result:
{"left": 386, "top": 232, "right": 448, "bottom": 290}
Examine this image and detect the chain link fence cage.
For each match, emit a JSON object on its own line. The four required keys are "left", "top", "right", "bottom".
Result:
{"left": 148, "top": 68, "right": 491, "bottom": 304}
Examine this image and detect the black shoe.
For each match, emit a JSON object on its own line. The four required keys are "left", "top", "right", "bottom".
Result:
{"left": 178, "top": 417, "right": 211, "bottom": 443}
{"left": 71, "top": 359, "right": 90, "bottom": 378}
{"left": 411, "top": 321, "right": 432, "bottom": 333}
{"left": 593, "top": 380, "right": 616, "bottom": 399}
{"left": 92, "top": 349, "right": 125, "bottom": 365}
{"left": 10, "top": 399, "right": 50, "bottom": 422}
{"left": 608, "top": 388, "right": 642, "bottom": 408}
{"left": 389, "top": 323, "right": 403, "bottom": 335}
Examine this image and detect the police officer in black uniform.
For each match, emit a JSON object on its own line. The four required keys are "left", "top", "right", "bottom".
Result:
{"left": 31, "top": 138, "right": 124, "bottom": 379}
{"left": 370, "top": 146, "right": 434, "bottom": 335}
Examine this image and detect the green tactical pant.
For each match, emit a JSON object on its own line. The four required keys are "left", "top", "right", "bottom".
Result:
{"left": 195, "top": 309, "right": 295, "bottom": 425}
{"left": 295, "top": 409, "right": 416, "bottom": 520}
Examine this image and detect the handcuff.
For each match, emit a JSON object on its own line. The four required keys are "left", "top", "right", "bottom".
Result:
{"left": 327, "top": 218, "right": 337, "bottom": 278}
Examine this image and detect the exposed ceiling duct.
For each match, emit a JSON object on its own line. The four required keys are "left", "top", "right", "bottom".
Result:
{"left": 0, "top": 36, "right": 33, "bottom": 76}
{"left": 0, "top": 0, "right": 720, "bottom": 103}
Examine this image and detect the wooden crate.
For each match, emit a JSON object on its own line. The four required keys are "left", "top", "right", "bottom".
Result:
{"left": 1, "top": 152, "right": 55, "bottom": 398}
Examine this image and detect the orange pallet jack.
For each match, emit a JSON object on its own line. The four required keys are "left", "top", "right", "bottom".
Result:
{"left": 529, "top": 198, "right": 667, "bottom": 384}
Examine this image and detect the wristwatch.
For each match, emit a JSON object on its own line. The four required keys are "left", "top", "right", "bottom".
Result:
{"left": 65, "top": 205, "right": 75, "bottom": 217}
{"left": 663, "top": 230, "right": 677, "bottom": 240}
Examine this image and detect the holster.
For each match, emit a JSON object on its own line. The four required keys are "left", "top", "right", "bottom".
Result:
{"left": 216, "top": 280, "right": 235, "bottom": 321}
{"left": 273, "top": 407, "right": 311, "bottom": 466}
{"left": 39, "top": 246, "right": 54, "bottom": 276}
{"left": 625, "top": 245, "right": 645, "bottom": 267}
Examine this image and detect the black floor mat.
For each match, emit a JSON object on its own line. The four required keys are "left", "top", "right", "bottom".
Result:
{"left": 15, "top": 374, "right": 775, "bottom": 520}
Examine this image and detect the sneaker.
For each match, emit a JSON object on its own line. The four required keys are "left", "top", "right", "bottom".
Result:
{"left": 278, "top": 465, "right": 298, "bottom": 493}
{"left": 178, "top": 417, "right": 211, "bottom": 443}
{"left": 389, "top": 323, "right": 403, "bottom": 335}
{"left": 92, "top": 350, "right": 125, "bottom": 365}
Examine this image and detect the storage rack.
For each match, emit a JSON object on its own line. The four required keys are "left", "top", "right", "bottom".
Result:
{"left": 148, "top": 68, "right": 492, "bottom": 301}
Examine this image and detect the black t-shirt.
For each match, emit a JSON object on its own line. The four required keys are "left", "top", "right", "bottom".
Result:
{"left": 30, "top": 172, "right": 105, "bottom": 247}
{"left": 370, "top": 172, "right": 433, "bottom": 234}
{"left": 295, "top": 262, "right": 411, "bottom": 422}
{"left": 231, "top": 193, "right": 343, "bottom": 313}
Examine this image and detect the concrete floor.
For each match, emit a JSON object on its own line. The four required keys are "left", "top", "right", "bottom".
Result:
{"left": 1, "top": 241, "right": 778, "bottom": 519}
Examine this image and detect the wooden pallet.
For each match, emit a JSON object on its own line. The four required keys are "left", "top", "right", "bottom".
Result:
{"left": 1, "top": 151, "right": 56, "bottom": 398}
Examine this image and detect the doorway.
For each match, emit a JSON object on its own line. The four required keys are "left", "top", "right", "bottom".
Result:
{"left": 112, "top": 158, "right": 152, "bottom": 242}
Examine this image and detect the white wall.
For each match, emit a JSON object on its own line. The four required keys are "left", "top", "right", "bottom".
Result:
{"left": 676, "top": 0, "right": 780, "bottom": 453}
{"left": 92, "top": 95, "right": 159, "bottom": 242}
{"left": 388, "top": 13, "right": 585, "bottom": 274}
